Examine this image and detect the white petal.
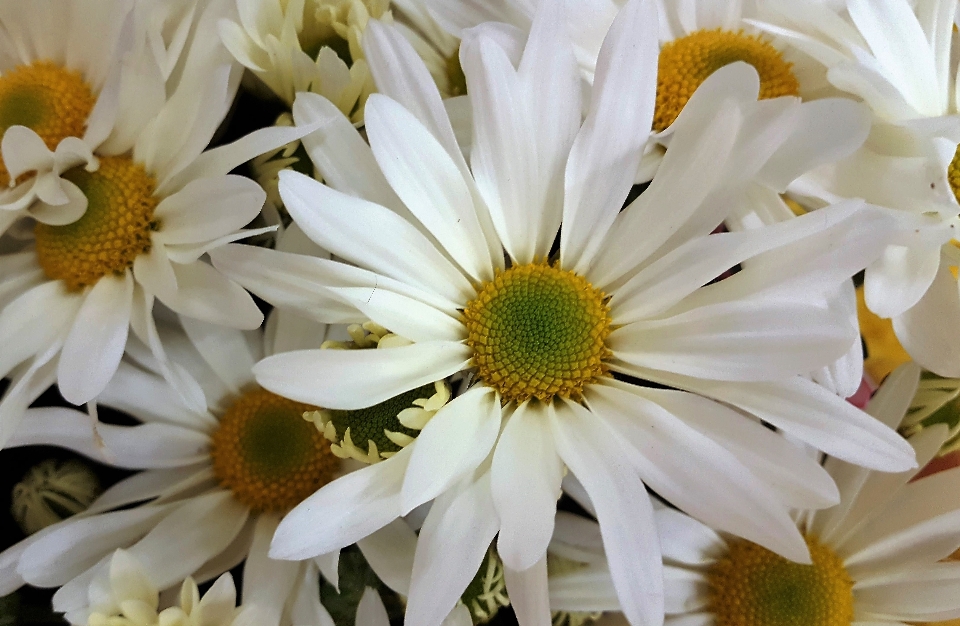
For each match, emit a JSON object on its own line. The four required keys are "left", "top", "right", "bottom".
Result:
{"left": 647, "top": 374, "right": 917, "bottom": 472}
{"left": 291, "top": 92, "right": 403, "bottom": 212}
{"left": 357, "top": 518, "right": 418, "bottom": 596}
{"left": 0, "top": 281, "right": 80, "bottom": 379}
{"left": 179, "top": 316, "right": 256, "bottom": 393}
{"left": 1, "top": 126, "right": 53, "bottom": 180}
{"left": 127, "top": 491, "right": 249, "bottom": 590}
{"left": 18, "top": 506, "right": 171, "bottom": 587}
{"left": 562, "top": 0, "right": 658, "bottom": 271}
{"left": 405, "top": 472, "right": 500, "bottom": 626}
{"left": 655, "top": 507, "right": 725, "bottom": 568}
{"left": 58, "top": 271, "right": 133, "bottom": 405}
{"left": 254, "top": 341, "right": 471, "bottom": 410}
{"left": 492, "top": 402, "right": 563, "bottom": 571}
{"left": 401, "top": 385, "right": 501, "bottom": 512}
{"left": 893, "top": 261, "right": 960, "bottom": 377}
{"left": 638, "top": 387, "right": 839, "bottom": 510}
{"left": 865, "top": 244, "right": 942, "bottom": 319}
{"left": 365, "top": 93, "right": 493, "bottom": 280}
{"left": 8, "top": 406, "right": 208, "bottom": 469}
{"left": 356, "top": 588, "right": 391, "bottom": 626}
{"left": 610, "top": 298, "right": 852, "bottom": 382}
{"left": 550, "top": 401, "right": 664, "bottom": 626}
{"left": 270, "top": 447, "right": 412, "bottom": 560}
{"left": 155, "top": 175, "right": 264, "bottom": 245}
{"left": 585, "top": 382, "right": 810, "bottom": 562}
{"left": 503, "top": 557, "right": 551, "bottom": 626}
{"left": 242, "top": 514, "right": 300, "bottom": 626}
{"left": 157, "top": 261, "right": 263, "bottom": 330}
{"left": 278, "top": 170, "right": 474, "bottom": 305}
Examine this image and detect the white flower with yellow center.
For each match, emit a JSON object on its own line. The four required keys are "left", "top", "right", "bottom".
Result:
{"left": 212, "top": 3, "right": 917, "bottom": 626}
{"left": 87, "top": 549, "right": 262, "bottom": 626}
{"left": 0, "top": 0, "right": 318, "bottom": 445}
{"left": 550, "top": 363, "right": 960, "bottom": 626}
{"left": 748, "top": 0, "right": 960, "bottom": 378}
{"left": 0, "top": 0, "right": 207, "bottom": 228}
{"left": 0, "top": 302, "right": 430, "bottom": 626}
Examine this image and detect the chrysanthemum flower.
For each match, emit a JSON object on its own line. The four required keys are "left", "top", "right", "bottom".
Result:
{"left": 750, "top": 0, "right": 960, "bottom": 378}
{"left": 552, "top": 363, "right": 960, "bottom": 626}
{"left": 212, "top": 2, "right": 917, "bottom": 625}
{"left": 0, "top": 0, "right": 317, "bottom": 445}
{"left": 0, "top": 302, "right": 428, "bottom": 626}
{"left": 88, "top": 549, "right": 261, "bottom": 626}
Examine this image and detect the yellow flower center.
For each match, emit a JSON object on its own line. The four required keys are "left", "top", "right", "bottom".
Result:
{"left": 462, "top": 262, "right": 612, "bottom": 404}
{"left": 0, "top": 61, "right": 96, "bottom": 185}
{"left": 947, "top": 144, "right": 960, "bottom": 205}
{"left": 33, "top": 156, "right": 159, "bottom": 291}
{"left": 655, "top": 29, "right": 799, "bottom": 132}
{"left": 210, "top": 388, "right": 339, "bottom": 513}
{"left": 708, "top": 535, "right": 854, "bottom": 626}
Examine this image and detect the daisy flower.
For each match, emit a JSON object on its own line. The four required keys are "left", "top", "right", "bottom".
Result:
{"left": 0, "top": 0, "right": 318, "bottom": 445}
{"left": 87, "top": 549, "right": 261, "bottom": 626}
{"left": 559, "top": 362, "right": 960, "bottom": 626}
{"left": 0, "top": 294, "right": 434, "bottom": 626}
{"left": 213, "top": 3, "right": 916, "bottom": 626}
{"left": 749, "top": 0, "right": 960, "bottom": 378}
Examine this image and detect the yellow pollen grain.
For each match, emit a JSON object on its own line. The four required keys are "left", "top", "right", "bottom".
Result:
{"left": 708, "top": 535, "right": 854, "bottom": 626}
{"left": 0, "top": 61, "right": 95, "bottom": 185}
{"left": 34, "top": 156, "right": 158, "bottom": 291}
{"left": 210, "top": 388, "right": 339, "bottom": 513}
{"left": 462, "top": 261, "right": 612, "bottom": 404}
{"left": 655, "top": 29, "right": 799, "bottom": 131}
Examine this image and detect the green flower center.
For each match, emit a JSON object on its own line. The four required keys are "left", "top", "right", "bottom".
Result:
{"left": 462, "top": 262, "right": 612, "bottom": 404}
{"left": 211, "top": 388, "right": 338, "bottom": 513}
{"left": 707, "top": 536, "right": 854, "bottom": 626}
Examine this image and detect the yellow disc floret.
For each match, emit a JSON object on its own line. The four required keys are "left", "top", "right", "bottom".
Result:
{"left": 947, "top": 144, "right": 960, "bottom": 205}
{"left": 34, "top": 156, "right": 159, "bottom": 291}
{"left": 708, "top": 536, "right": 854, "bottom": 626}
{"left": 655, "top": 29, "right": 799, "bottom": 131}
{"left": 463, "top": 261, "right": 612, "bottom": 404}
{"left": 0, "top": 61, "right": 96, "bottom": 185}
{"left": 210, "top": 388, "right": 339, "bottom": 513}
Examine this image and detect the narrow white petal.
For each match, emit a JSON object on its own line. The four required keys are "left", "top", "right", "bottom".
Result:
{"left": 157, "top": 261, "right": 263, "bottom": 330}
{"left": 550, "top": 401, "right": 664, "bottom": 626}
{"left": 270, "top": 447, "right": 412, "bottom": 560}
{"left": 155, "top": 175, "right": 263, "bottom": 246}
{"left": 180, "top": 316, "right": 256, "bottom": 393}
{"left": 356, "top": 588, "right": 391, "bottom": 626}
{"left": 893, "top": 261, "right": 960, "bottom": 377}
{"left": 865, "top": 244, "right": 942, "bottom": 319}
{"left": 503, "top": 557, "right": 551, "bottom": 626}
{"left": 492, "top": 402, "right": 563, "bottom": 571}
{"left": 405, "top": 473, "right": 500, "bottom": 626}
{"left": 242, "top": 514, "right": 300, "bottom": 626}
{"left": 401, "top": 385, "right": 501, "bottom": 512}
{"left": 357, "top": 518, "right": 418, "bottom": 595}
{"left": 58, "top": 271, "right": 133, "bottom": 405}
{"left": 563, "top": 0, "right": 658, "bottom": 270}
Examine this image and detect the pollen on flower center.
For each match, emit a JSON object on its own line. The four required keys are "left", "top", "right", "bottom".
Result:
{"left": 707, "top": 535, "right": 854, "bottom": 626}
{"left": 210, "top": 388, "right": 339, "bottom": 513}
{"left": 463, "top": 261, "right": 612, "bottom": 404}
{"left": 947, "top": 144, "right": 960, "bottom": 205}
{"left": 655, "top": 29, "right": 799, "bottom": 131}
{"left": 33, "top": 156, "right": 159, "bottom": 291}
{"left": 0, "top": 61, "right": 96, "bottom": 185}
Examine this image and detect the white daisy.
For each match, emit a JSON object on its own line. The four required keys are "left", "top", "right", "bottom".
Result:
{"left": 749, "top": 0, "right": 960, "bottom": 378}
{"left": 552, "top": 362, "right": 960, "bottom": 626}
{"left": 217, "top": 0, "right": 463, "bottom": 119}
{"left": 87, "top": 549, "right": 261, "bottom": 626}
{"left": 212, "top": 3, "right": 916, "bottom": 626}
{"left": 0, "top": 297, "right": 427, "bottom": 626}
{"left": 0, "top": 0, "right": 202, "bottom": 226}
{"left": 0, "top": 0, "right": 318, "bottom": 445}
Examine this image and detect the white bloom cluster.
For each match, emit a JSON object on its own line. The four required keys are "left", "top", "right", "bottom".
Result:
{"left": 0, "top": 1, "right": 959, "bottom": 626}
